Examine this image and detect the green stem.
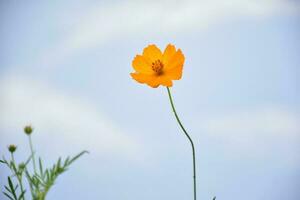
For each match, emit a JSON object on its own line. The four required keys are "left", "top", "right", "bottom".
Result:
{"left": 28, "top": 135, "right": 37, "bottom": 174}
{"left": 18, "top": 177, "right": 25, "bottom": 200}
{"left": 166, "top": 87, "right": 197, "bottom": 200}
{"left": 10, "top": 153, "right": 26, "bottom": 200}
{"left": 11, "top": 152, "right": 15, "bottom": 163}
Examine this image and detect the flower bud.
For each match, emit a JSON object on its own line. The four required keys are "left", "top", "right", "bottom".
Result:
{"left": 19, "top": 163, "right": 26, "bottom": 170}
{"left": 8, "top": 144, "right": 17, "bottom": 153}
{"left": 24, "top": 125, "right": 33, "bottom": 135}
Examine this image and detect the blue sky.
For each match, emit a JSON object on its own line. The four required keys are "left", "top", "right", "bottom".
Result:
{"left": 0, "top": 0, "right": 299, "bottom": 200}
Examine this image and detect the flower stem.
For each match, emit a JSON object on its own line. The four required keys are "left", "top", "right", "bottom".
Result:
{"left": 10, "top": 152, "right": 15, "bottom": 163}
{"left": 10, "top": 153, "right": 26, "bottom": 200}
{"left": 28, "top": 135, "right": 37, "bottom": 174}
{"left": 166, "top": 87, "right": 197, "bottom": 200}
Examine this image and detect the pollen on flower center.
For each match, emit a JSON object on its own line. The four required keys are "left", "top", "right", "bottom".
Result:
{"left": 151, "top": 60, "right": 164, "bottom": 74}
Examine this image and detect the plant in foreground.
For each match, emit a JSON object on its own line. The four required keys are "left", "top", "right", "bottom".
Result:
{"left": 0, "top": 125, "right": 87, "bottom": 200}
{"left": 130, "top": 44, "right": 216, "bottom": 200}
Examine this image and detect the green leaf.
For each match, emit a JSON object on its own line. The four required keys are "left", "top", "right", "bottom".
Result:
{"left": 25, "top": 170, "right": 35, "bottom": 194}
{"left": 18, "top": 190, "right": 26, "bottom": 200}
{"left": 7, "top": 177, "right": 18, "bottom": 200}
{"left": 68, "top": 151, "right": 88, "bottom": 165}
{"left": 14, "top": 185, "right": 18, "bottom": 192}
{"left": 24, "top": 153, "right": 34, "bottom": 166}
{"left": 63, "top": 156, "right": 70, "bottom": 166}
{"left": 38, "top": 157, "right": 44, "bottom": 178}
{"left": 3, "top": 192, "right": 14, "bottom": 200}
{"left": 10, "top": 161, "right": 18, "bottom": 174}
{"left": 4, "top": 186, "right": 12, "bottom": 193}
{"left": 46, "top": 170, "right": 50, "bottom": 180}
{"left": 1, "top": 157, "right": 10, "bottom": 168}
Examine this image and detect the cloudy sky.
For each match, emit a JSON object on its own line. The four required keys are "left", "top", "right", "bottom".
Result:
{"left": 0, "top": 0, "right": 299, "bottom": 199}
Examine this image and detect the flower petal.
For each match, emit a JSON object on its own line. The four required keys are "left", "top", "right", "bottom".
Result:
{"left": 131, "top": 73, "right": 172, "bottom": 88}
{"left": 160, "top": 78, "right": 173, "bottom": 87}
{"left": 162, "top": 44, "right": 176, "bottom": 66}
{"left": 132, "top": 55, "right": 153, "bottom": 74}
{"left": 142, "top": 44, "right": 162, "bottom": 62}
{"left": 165, "top": 65, "right": 183, "bottom": 80}
{"left": 130, "top": 73, "right": 154, "bottom": 84}
{"left": 164, "top": 49, "right": 184, "bottom": 80}
{"left": 165, "top": 49, "right": 185, "bottom": 70}
{"left": 147, "top": 75, "right": 173, "bottom": 88}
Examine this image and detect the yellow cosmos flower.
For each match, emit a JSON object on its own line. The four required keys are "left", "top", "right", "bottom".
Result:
{"left": 130, "top": 44, "right": 185, "bottom": 88}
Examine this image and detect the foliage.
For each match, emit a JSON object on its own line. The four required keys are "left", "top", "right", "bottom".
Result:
{"left": 0, "top": 126, "right": 87, "bottom": 200}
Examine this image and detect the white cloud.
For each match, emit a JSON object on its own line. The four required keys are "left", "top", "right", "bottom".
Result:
{"left": 0, "top": 76, "right": 143, "bottom": 160}
{"left": 200, "top": 107, "right": 300, "bottom": 147}
{"left": 40, "top": 0, "right": 300, "bottom": 67}
{"left": 195, "top": 107, "right": 300, "bottom": 167}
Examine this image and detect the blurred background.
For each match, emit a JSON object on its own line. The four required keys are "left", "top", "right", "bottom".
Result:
{"left": 0, "top": 0, "right": 299, "bottom": 199}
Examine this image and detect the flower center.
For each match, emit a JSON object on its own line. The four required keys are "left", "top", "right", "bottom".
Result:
{"left": 151, "top": 60, "right": 164, "bottom": 74}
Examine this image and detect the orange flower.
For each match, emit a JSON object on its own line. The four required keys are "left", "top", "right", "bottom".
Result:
{"left": 130, "top": 44, "right": 185, "bottom": 88}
